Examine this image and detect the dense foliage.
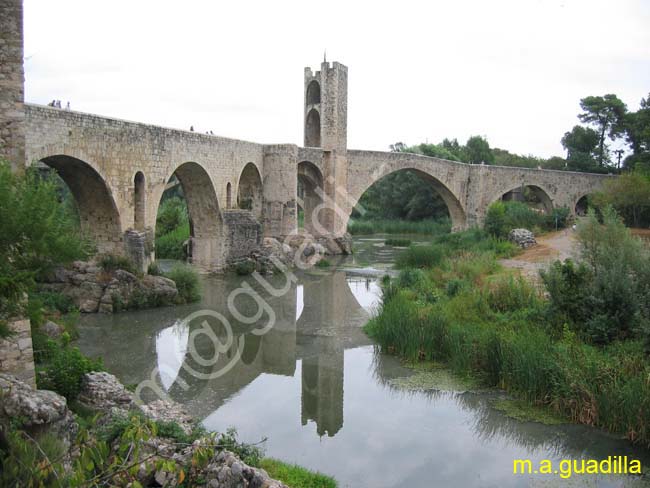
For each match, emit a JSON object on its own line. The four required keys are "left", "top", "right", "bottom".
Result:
{"left": 591, "top": 170, "right": 650, "bottom": 227}
{"left": 484, "top": 201, "right": 570, "bottom": 238}
{"left": 155, "top": 196, "right": 190, "bottom": 259}
{"left": 166, "top": 264, "right": 201, "bottom": 303}
{"left": 0, "top": 162, "right": 91, "bottom": 329}
{"left": 351, "top": 169, "right": 449, "bottom": 222}
{"left": 542, "top": 208, "right": 650, "bottom": 346}
{"left": 366, "top": 212, "right": 650, "bottom": 446}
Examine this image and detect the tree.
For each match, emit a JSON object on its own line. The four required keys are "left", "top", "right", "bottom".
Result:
{"left": 561, "top": 125, "right": 599, "bottom": 170}
{"left": 464, "top": 135, "right": 494, "bottom": 164}
{"left": 578, "top": 94, "right": 627, "bottom": 166}
{"left": 623, "top": 93, "right": 650, "bottom": 170}
{"left": 412, "top": 143, "right": 461, "bottom": 162}
{"left": 591, "top": 171, "right": 650, "bottom": 227}
{"left": 0, "top": 161, "right": 91, "bottom": 324}
{"left": 441, "top": 138, "right": 465, "bottom": 161}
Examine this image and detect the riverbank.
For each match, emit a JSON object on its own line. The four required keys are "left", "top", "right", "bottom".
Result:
{"left": 0, "top": 371, "right": 336, "bottom": 487}
{"left": 365, "top": 218, "right": 650, "bottom": 447}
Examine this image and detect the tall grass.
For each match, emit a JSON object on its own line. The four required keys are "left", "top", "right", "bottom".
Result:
{"left": 347, "top": 218, "right": 451, "bottom": 235}
{"left": 366, "top": 226, "right": 650, "bottom": 446}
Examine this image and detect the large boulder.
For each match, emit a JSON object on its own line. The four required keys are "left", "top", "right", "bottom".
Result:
{"left": 0, "top": 374, "right": 78, "bottom": 459}
{"left": 508, "top": 228, "right": 537, "bottom": 249}
{"left": 76, "top": 371, "right": 135, "bottom": 413}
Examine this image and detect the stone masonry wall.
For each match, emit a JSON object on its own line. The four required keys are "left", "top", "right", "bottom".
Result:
{"left": 0, "top": 0, "right": 25, "bottom": 169}
{"left": 223, "top": 210, "right": 262, "bottom": 265}
{"left": 0, "top": 319, "right": 35, "bottom": 387}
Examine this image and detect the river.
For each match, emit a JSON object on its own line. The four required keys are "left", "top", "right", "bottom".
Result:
{"left": 78, "top": 234, "right": 650, "bottom": 487}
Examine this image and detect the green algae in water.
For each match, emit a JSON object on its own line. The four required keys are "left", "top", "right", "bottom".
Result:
{"left": 492, "top": 398, "right": 567, "bottom": 425}
{"left": 389, "top": 361, "right": 479, "bottom": 392}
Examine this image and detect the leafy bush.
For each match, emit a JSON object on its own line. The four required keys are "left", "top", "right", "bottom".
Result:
{"left": 235, "top": 260, "right": 256, "bottom": 276}
{"left": 155, "top": 222, "right": 190, "bottom": 260}
{"left": 0, "top": 161, "right": 91, "bottom": 322}
{"left": 28, "top": 290, "right": 76, "bottom": 315}
{"left": 155, "top": 196, "right": 188, "bottom": 237}
{"left": 485, "top": 200, "right": 570, "bottom": 238}
{"left": 99, "top": 253, "right": 137, "bottom": 275}
{"left": 38, "top": 344, "right": 103, "bottom": 400}
{"left": 147, "top": 261, "right": 162, "bottom": 276}
{"left": 166, "top": 265, "right": 201, "bottom": 303}
{"left": 542, "top": 207, "right": 650, "bottom": 344}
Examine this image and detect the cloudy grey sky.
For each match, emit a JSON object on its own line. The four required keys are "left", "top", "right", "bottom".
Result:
{"left": 23, "top": 0, "right": 650, "bottom": 158}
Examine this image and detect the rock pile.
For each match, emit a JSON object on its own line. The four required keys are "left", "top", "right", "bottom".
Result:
{"left": 508, "top": 228, "right": 537, "bottom": 249}
{"left": 39, "top": 260, "right": 178, "bottom": 313}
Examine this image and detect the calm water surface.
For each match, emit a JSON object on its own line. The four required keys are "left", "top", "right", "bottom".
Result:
{"left": 78, "top": 235, "right": 650, "bottom": 487}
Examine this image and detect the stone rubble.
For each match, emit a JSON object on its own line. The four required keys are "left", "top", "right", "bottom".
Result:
{"left": 508, "top": 228, "right": 537, "bottom": 249}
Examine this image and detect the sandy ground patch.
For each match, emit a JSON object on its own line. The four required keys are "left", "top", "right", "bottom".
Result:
{"left": 500, "top": 230, "right": 578, "bottom": 280}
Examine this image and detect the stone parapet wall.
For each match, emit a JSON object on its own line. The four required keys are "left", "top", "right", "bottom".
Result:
{"left": 0, "top": 318, "right": 35, "bottom": 387}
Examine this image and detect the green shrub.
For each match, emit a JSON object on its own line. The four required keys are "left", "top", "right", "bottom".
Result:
{"left": 540, "top": 259, "right": 592, "bottom": 327}
{"left": 155, "top": 196, "right": 188, "bottom": 237}
{"left": 147, "top": 261, "right": 162, "bottom": 276}
{"left": 316, "top": 259, "right": 331, "bottom": 268}
{"left": 385, "top": 238, "right": 411, "bottom": 246}
{"left": 0, "top": 161, "right": 91, "bottom": 323}
{"left": 155, "top": 222, "right": 190, "bottom": 260}
{"left": 541, "top": 208, "right": 650, "bottom": 344}
{"left": 485, "top": 200, "right": 570, "bottom": 238}
{"left": 396, "top": 244, "right": 444, "bottom": 269}
{"left": 235, "top": 260, "right": 256, "bottom": 276}
{"left": 99, "top": 253, "right": 137, "bottom": 275}
{"left": 166, "top": 265, "right": 201, "bottom": 303}
{"left": 29, "top": 290, "right": 76, "bottom": 314}
{"left": 445, "top": 278, "right": 465, "bottom": 297}
{"left": 485, "top": 276, "right": 540, "bottom": 314}
{"left": 38, "top": 345, "right": 103, "bottom": 401}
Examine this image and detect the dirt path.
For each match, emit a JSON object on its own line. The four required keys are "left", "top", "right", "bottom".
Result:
{"left": 500, "top": 230, "right": 578, "bottom": 280}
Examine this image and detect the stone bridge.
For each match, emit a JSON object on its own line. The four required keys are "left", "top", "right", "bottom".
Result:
{"left": 1, "top": 0, "right": 609, "bottom": 273}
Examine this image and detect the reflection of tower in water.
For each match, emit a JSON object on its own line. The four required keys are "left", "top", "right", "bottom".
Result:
{"left": 297, "top": 272, "right": 349, "bottom": 437}
{"left": 301, "top": 343, "right": 344, "bottom": 437}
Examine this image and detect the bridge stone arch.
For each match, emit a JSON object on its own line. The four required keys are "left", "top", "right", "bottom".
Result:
{"left": 237, "top": 162, "right": 263, "bottom": 220}
{"left": 346, "top": 151, "right": 469, "bottom": 232}
{"left": 156, "top": 161, "right": 224, "bottom": 272}
{"left": 38, "top": 154, "right": 123, "bottom": 253}
{"left": 492, "top": 183, "right": 554, "bottom": 213}
{"left": 297, "top": 160, "right": 324, "bottom": 235}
